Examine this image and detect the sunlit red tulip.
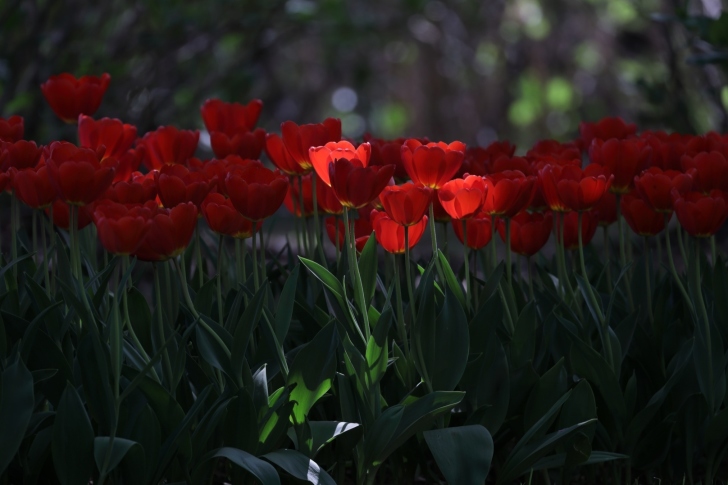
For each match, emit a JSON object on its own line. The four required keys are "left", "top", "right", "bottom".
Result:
{"left": 47, "top": 200, "right": 94, "bottom": 230}
{"left": 589, "top": 138, "right": 651, "bottom": 193}
{"left": 0, "top": 140, "right": 42, "bottom": 171}
{"left": 133, "top": 201, "right": 198, "bottom": 261}
{"left": 634, "top": 167, "right": 692, "bottom": 213}
{"left": 10, "top": 163, "right": 56, "bottom": 209}
{"left": 329, "top": 158, "right": 394, "bottom": 209}
{"left": 201, "top": 99, "right": 263, "bottom": 135}
{"left": 78, "top": 115, "right": 137, "bottom": 161}
{"left": 310, "top": 141, "right": 371, "bottom": 186}
{"left": 539, "top": 164, "right": 611, "bottom": 212}
{"left": 579, "top": 116, "right": 637, "bottom": 150}
{"left": 681, "top": 151, "right": 728, "bottom": 194}
{"left": 266, "top": 133, "right": 306, "bottom": 175}
{"left": 225, "top": 164, "right": 288, "bottom": 221}
{"left": 325, "top": 208, "right": 373, "bottom": 252}
{"left": 438, "top": 175, "right": 487, "bottom": 220}
{"left": 93, "top": 201, "right": 152, "bottom": 255}
{"left": 561, "top": 210, "right": 598, "bottom": 251}
{"left": 0, "top": 116, "right": 23, "bottom": 142}
{"left": 451, "top": 212, "right": 492, "bottom": 249}
{"left": 155, "top": 164, "right": 215, "bottom": 208}
{"left": 379, "top": 182, "right": 432, "bottom": 226}
{"left": 201, "top": 192, "right": 260, "bottom": 239}
{"left": 371, "top": 210, "right": 427, "bottom": 254}
{"left": 46, "top": 141, "right": 116, "bottom": 206}
{"left": 137, "top": 126, "right": 200, "bottom": 170}
{"left": 497, "top": 211, "right": 553, "bottom": 256}
{"left": 281, "top": 118, "right": 342, "bottom": 171}
{"left": 672, "top": 190, "right": 728, "bottom": 238}
{"left": 41, "top": 73, "right": 111, "bottom": 123}
{"left": 284, "top": 174, "right": 315, "bottom": 217}
{"left": 482, "top": 171, "right": 537, "bottom": 217}
{"left": 432, "top": 195, "right": 451, "bottom": 222}
{"left": 621, "top": 194, "right": 667, "bottom": 237}
{"left": 401, "top": 139, "right": 465, "bottom": 189}
{"left": 103, "top": 171, "right": 157, "bottom": 205}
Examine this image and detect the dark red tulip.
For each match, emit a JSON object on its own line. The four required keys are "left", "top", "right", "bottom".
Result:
{"left": 621, "top": 194, "right": 667, "bottom": 237}
{"left": 10, "top": 162, "right": 56, "bottom": 209}
{"left": 0, "top": 140, "right": 42, "bottom": 171}
{"left": 589, "top": 138, "right": 651, "bottom": 193}
{"left": 46, "top": 141, "right": 116, "bottom": 206}
{"left": 482, "top": 170, "right": 537, "bottom": 217}
{"left": 641, "top": 131, "right": 688, "bottom": 171}
{"left": 48, "top": 200, "right": 94, "bottom": 230}
{"left": 200, "top": 98, "right": 263, "bottom": 135}
{"left": 365, "top": 136, "right": 410, "bottom": 180}
{"left": 634, "top": 167, "right": 692, "bottom": 213}
{"left": 209, "top": 128, "right": 265, "bottom": 160}
{"left": 401, "top": 139, "right": 465, "bottom": 189}
{"left": 93, "top": 201, "right": 152, "bottom": 255}
{"left": 0, "top": 116, "right": 23, "bottom": 142}
{"left": 202, "top": 192, "right": 260, "bottom": 239}
{"left": 133, "top": 201, "right": 198, "bottom": 261}
{"left": 189, "top": 156, "right": 259, "bottom": 195}
{"left": 225, "top": 164, "right": 289, "bottom": 221}
{"left": 281, "top": 118, "right": 342, "bottom": 172}
{"left": 451, "top": 211, "right": 492, "bottom": 249}
{"left": 539, "top": 164, "right": 612, "bottom": 212}
{"left": 155, "top": 164, "right": 215, "bottom": 208}
{"left": 497, "top": 211, "right": 553, "bottom": 256}
{"left": 526, "top": 139, "right": 581, "bottom": 161}
{"left": 137, "top": 126, "right": 199, "bottom": 170}
{"left": 329, "top": 158, "right": 394, "bottom": 210}
{"left": 457, "top": 141, "right": 515, "bottom": 177}
{"left": 488, "top": 155, "right": 533, "bottom": 175}
{"left": 579, "top": 117, "right": 637, "bottom": 150}
{"left": 266, "top": 133, "right": 307, "bottom": 175}
{"left": 103, "top": 171, "right": 158, "bottom": 205}
{"left": 78, "top": 115, "right": 137, "bottom": 161}
{"left": 310, "top": 141, "right": 371, "bottom": 186}
{"left": 561, "top": 210, "right": 598, "bottom": 251}
{"left": 326, "top": 208, "right": 373, "bottom": 252}
{"left": 284, "top": 173, "right": 315, "bottom": 218}
{"left": 371, "top": 210, "right": 427, "bottom": 254}
{"left": 316, "top": 174, "right": 344, "bottom": 215}
{"left": 593, "top": 191, "right": 617, "bottom": 226}
{"left": 672, "top": 190, "right": 728, "bottom": 238}
{"left": 379, "top": 182, "right": 433, "bottom": 226}
{"left": 438, "top": 175, "right": 488, "bottom": 220}
{"left": 41, "top": 73, "right": 111, "bottom": 123}
{"left": 113, "top": 146, "right": 145, "bottom": 183}
{"left": 684, "top": 132, "right": 728, "bottom": 157}
{"left": 681, "top": 151, "right": 728, "bottom": 194}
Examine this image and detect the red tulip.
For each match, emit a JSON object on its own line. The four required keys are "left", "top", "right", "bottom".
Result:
{"left": 482, "top": 170, "right": 537, "bottom": 217}
{"left": 104, "top": 171, "right": 157, "bottom": 205}
{"left": 634, "top": 167, "right": 692, "bottom": 213}
{"left": 201, "top": 192, "right": 260, "bottom": 239}
{"left": 438, "top": 175, "right": 488, "bottom": 220}
{"left": 93, "top": 201, "right": 152, "bottom": 255}
{"left": 209, "top": 128, "right": 266, "bottom": 160}
{"left": 684, "top": 132, "right": 728, "bottom": 157}
{"left": 488, "top": 155, "right": 533, "bottom": 175}
{"left": 672, "top": 190, "right": 728, "bottom": 238}
{"left": 560, "top": 210, "right": 598, "bottom": 251}
{"left": 113, "top": 146, "right": 145, "bottom": 183}
{"left": 432, "top": 195, "right": 451, "bottom": 222}
{"left": 329, "top": 158, "right": 395, "bottom": 209}
{"left": 642, "top": 131, "right": 688, "bottom": 171}
{"left": 10, "top": 162, "right": 56, "bottom": 209}
{"left": 46, "top": 141, "right": 116, "bottom": 206}
{"left": 497, "top": 211, "right": 553, "bottom": 256}
{"left": 379, "top": 182, "right": 433, "bottom": 226}
{"left": 40, "top": 73, "right": 111, "bottom": 123}
{"left": 200, "top": 98, "right": 263, "bottom": 135}
{"left": 526, "top": 139, "right": 581, "bottom": 161}
{"left": 451, "top": 212, "right": 492, "bottom": 249}
{"left": 325, "top": 208, "right": 373, "bottom": 251}
{"left": 190, "top": 156, "right": 259, "bottom": 195}
{"left": 0, "top": 140, "right": 42, "bottom": 171}
{"left": 621, "top": 194, "right": 667, "bottom": 237}
{"left": 579, "top": 117, "right": 637, "bottom": 150}
{"left": 0, "top": 116, "right": 23, "bottom": 142}
{"left": 681, "top": 151, "right": 728, "bottom": 194}
{"left": 225, "top": 164, "right": 289, "bottom": 221}
{"left": 457, "top": 141, "right": 515, "bottom": 177}
{"left": 281, "top": 118, "right": 342, "bottom": 172}
{"left": 266, "top": 133, "right": 306, "bottom": 175}
{"left": 310, "top": 141, "right": 371, "bottom": 186}
{"left": 284, "top": 173, "right": 315, "bottom": 218}
{"left": 593, "top": 191, "right": 617, "bottom": 226}
{"left": 401, "top": 139, "right": 465, "bottom": 189}
{"left": 589, "top": 138, "right": 651, "bottom": 194}
{"left": 47, "top": 200, "right": 94, "bottom": 230}
{"left": 539, "top": 164, "right": 612, "bottom": 212}
{"left": 78, "top": 115, "right": 137, "bottom": 161}
{"left": 137, "top": 126, "right": 200, "bottom": 170}
{"left": 155, "top": 164, "right": 215, "bottom": 208}
{"left": 316, "top": 174, "right": 344, "bottom": 215}
{"left": 371, "top": 210, "right": 427, "bottom": 254}
{"left": 365, "top": 136, "right": 410, "bottom": 180}
{"left": 133, "top": 201, "right": 198, "bottom": 261}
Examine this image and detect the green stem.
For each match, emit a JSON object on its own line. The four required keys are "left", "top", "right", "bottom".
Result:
{"left": 644, "top": 236, "right": 654, "bottom": 325}
{"left": 527, "top": 256, "right": 535, "bottom": 301}
{"left": 441, "top": 221, "right": 449, "bottom": 260}
{"left": 677, "top": 221, "right": 689, "bottom": 266}
{"left": 711, "top": 235, "right": 717, "bottom": 267}
{"left": 505, "top": 217, "right": 512, "bottom": 287}
{"left": 616, "top": 194, "right": 635, "bottom": 311}
{"left": 463, "top": 220, "right": 472, "bottom": 312}
{"left": 195, "top": 224, "right": 204, "bottom": 287}
{"left": 217, "top": 235, "right": 225, "bottom": 327}
{"left": 297, "top": 175, "right": 310, "bottom": 257}
{"left": 603, "top": 225, "right": 613, "bottom": 290}
{"left": 404, "top": 224, "right": 417, "bottom": 322}
{"left": 154, "top": 264, "right": 175, "bottom": 391}
{"left": 558, "top": 213, "right": 582, "bottom": 320}
{"left": 343, "top": 208, "right": 370, "bottom": 340}
{"left": 335, "top": 216, "right": 341, "bottom": 268}
{"left": 49, "top": 205, "right": 57, "bottom": 296}
{"left": 490, "top": 216, "right": 497, "bottom": 273}
{"left": 664, "top": 214, "right": 694, "bottom": 315}
{"left": 393, "top": 254, "right": 410, "bottom": 360}
{"left": 692, "top": 238, "right": 714, "bottom": 412}
{"left": 122, "top": 257, "right": 159, "bottom": 383}
{"left": 311, "top": 175, "right": 327, "bottom": 265}
{"left": 252, "top": 223, "right": 260, "bottom": 290}
{"left": 41, "top": 210, "right": 50, "bottom": 297}
{"left": 11, "top": 192, "right": 17, "bottom": 282}
{"left": 259, "top": 227, "right": 268, "bottom": 284}
{"left": 32, "top": 210, "right": 37, "bottom": 265}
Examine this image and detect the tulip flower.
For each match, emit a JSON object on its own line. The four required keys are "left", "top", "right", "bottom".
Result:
{"left": 201, "top": 192, "right": 260, "bottom": 239}
{"left": 438, "top": 175, "right": 488, "bottom": 220}
{"left": 0, "top": 115, "right": 23, "bottom": 142}
{"left": 310, "top": 141, "right": 371, "bottom": 187}
{"left": 0, "top": 140, "right": 43, "bottom": 171}
{"left": 634, "top": 167, "right": 692, "bottom": 213}
{"left": 365, "top": 136, "right": 410, "bottom": 180}
{"left": 328, "top": 158, "right": 395, "bottom": 209}
{"left": 371, "top": 210, "right": 427, "bottom": 254}
{"left": 579, "top": 116, "right": 637, "bottom": 150}
{"left": 642, "top": 131, "right": 688, "bottom": 171}
{"left": 379, "top": 182, "right": 433, "bottom": 226}
{"left": 457, "top": 142, "right": 515, "bottom": 178}
{"left": 78, "top": 115, "right": 137, "bottom": 160}
{"left": 561, "top": 210, "right": 598, "bottom": 251}
{"left": 201, "top": 98, "right": 263, "bottom": 135}
{"left": 40, "top": 73, "right": 111, "bottom": 123}
{"left": 209, "top": 128, "right": 265, "bottom": 160}
{"left": 47, "top": 200, "right": 94, "bottom": 230}
{"left": 266, "top": 133, "right": 307, "bottom": 175}
{"left": 225, "top": 164, "right": 289, "bottom": 221}
{"left": 526, "top": 139, "right": 581, "bottom": 161}
{"left": 281, "top": 118, "right": 342, "bottom": 171}
{"left": 46, "top": 141, "right": 116, "bottom": 206}
{"left": 284, "top": 173, "right": 315, "bottom": 218}
{"left": 681, "top": 151, "right": 728, "bottom": 194}
{"left": 482, "top": 170, "right": 537, "bottom": 217}
{"left": 316, "top": 174, "right": 344, "bottom": 215}
{"left": 672, "top": 190, "right": 728, "bottom": 238}
{"left": 400, "top": 139, "right": 466, "bottom": 189}
{"left": 621, "top": 194, "right": 667, "bottom": 237}
{"left": 93, "top": 201, "right": 152, "bottom": 255}
{"left": 10, "top": 163, "right": 56, "bottom": 209}
{"left": 538, "top": 164, "right": 612, "bottom": 213}
{"left": 497, "top": 211, "right": 553, "bottom": 256}
{"left": 137, "top": 126, "right": 200, "bottom": 170}
{"left": 155, "top": 164, "right": 215, "bottom": 208}
{"left": 451, "top": 212, "right": 492, "bottom": 250}
{"left": 104, "top": 171, "right": 158, "bottom": 205}
{"left": 589, "top": 138, "right": 651, "bottom": 194}
{"left": 133, "top": 201, "right": 198, "bottom": 261}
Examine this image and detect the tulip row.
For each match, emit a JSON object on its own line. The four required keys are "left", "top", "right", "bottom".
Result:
{"left": 2, "top": 72, "right": 728, "bottom": 483}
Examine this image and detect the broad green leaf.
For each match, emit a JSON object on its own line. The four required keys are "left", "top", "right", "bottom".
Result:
{"left": 274, "top": 264, "right": 299, "bottom": 342}
{"left": 309, "top": 421, "right": 361, "bottom": 457}
{"left": 94, "top": 437, "right": 145, "bottom": 482}
{"left": 424, "top": 425, "right": 493, "bottom": 485}
{"left": 530, "top": 451, "right": 629, "bottom": 471}
{"left": 263, "top": 449, "right": 336, "bottom": 485}
{"left": 437, "top": 250, "right": 466, "bottom": 310}
{"left": 511, "top": 301, "right": 537, "bottom": 369}
{"left": 524, "top": 357, "right": 567, "bottom": 432}
{"left": 52, "top": 382, "right": 94, "bottom": 485}
{"left": 0, "top": 359, "right": 34, "bottom": 475}
{"left": 231, "top": 284, "right": 267, "bottom": 383}
{"left": 208, "top": 447, "right": 281, "bottom": 485}
{"left": 358, "top": 234, "right": 378, "bottom": 305}
{"left": 428, "top": 286, "right": 469, "bottom": 391}
{"left": 558, "top": 380, "right": 597, "bottom": 441}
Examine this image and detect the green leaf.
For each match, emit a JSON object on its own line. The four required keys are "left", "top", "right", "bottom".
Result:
{"left": 358, "top": 234, "right": 379, "bottom": 305}
{"left": 94, "top": 437, "right": 145, "bottom": 481}
{"left": 274, "top": 264, "right": 299, "bottom": 342}
{"left": 231, "top": 284, "right": 267, "bottom": 383}
{"left": 425, "top": 286, "right": 470, "bottom": 391}
{"left": 78, "top": 333, "right": 116, "bottom": 432}
{"left": 559, "top": 380, "right": 597, "bottom": 441}
{"left": 530, "top": 451, "right": 628, "bottom": 471}
{"left": 424, "top": 425, "right": 493, "bottom": 485}
{"left": 52, "top": 382, "right": 94, "bottom": 485}
{"left": 210, "top": 447, "right": 281, "bottom": 485}
{"left": 287, "top": 322, "right": 339, "bottom": 424}
{"left": 194, "top": 278, "right": 218, "bottom": 316}
{"left": 524, "top": 357, "right": 567, "bottom": 432}
{"left": 263, "top": 449, "right": 336, "bottom": 485}
{"left": 511, "top": 301, "right": 537, "bottom": 368}
{"left": 365, "top": 308, "right": 391, "bottom": 387}
{"left": 309, "top": 421, "right": 361, "bottom": 457}
{"left": 0, "top": 359, "right": 34, "bottom": 475}
{"left": 437, "top": 250, "right": 466, "bottom": 310}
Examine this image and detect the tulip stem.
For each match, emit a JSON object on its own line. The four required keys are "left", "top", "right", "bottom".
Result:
{"left": 441, "top": 222, "right": 449, "bottom": 260}
{"left": 711, "top": 235, "right": 717, "bottom": 267}
{"left": 153, "top": 264, "right": 175, "bottom": 391}
{"left": 603, "top": 226, "right": 613, "bottom": 290}
{"left": 676, "top": 222, "right": 688, "bottom": 266}
{"left": 259, "top": 227, "right": 268, "bottom": 285}
{"left": 48, "top": 205, "right": 57, "bottom": 296}
{"left": 311, "top": 175, "right": 327, "bottom": 266}
{"left": 429, "top": 202, "right": 445, "bottom": 282}
{"left": 664, "top": 215, "right": 694, "bottom": 315}
{"left": 393, "top": 254, "right": 410, "bottom": 361}
{"left": 335, "top": 216, "right": 341, "bottom": 268}
{"left": 40, "top": 210, "right": 50, "bottom": 297}
{"left": 490, "top": 217, "right": 497, "bottom": 273}
{"left": 296, "top": 175, "right": 310, "bottom": 256}
{"left": 558, "top": 213, "right": 583, "bottom": 321}
{"left": 578, "top": 212, "right": 612, "bottom": 370}
{"left": 195, "top": 224, "right": 204, "bottom": 287}
{"left": 121, "top": 255, "right": 159, "bottom": 383}
{"left": 32, "top": 210, "right": 37, "bottom": 265}
{"left": 404, "top": 225, "right": 417, "bottom": 323}
{"left": 217, "top": 235, "right": 225, "bottom": 327}
{"left": 616, "top": 194, "right": 635, "bottom": 311}
{"left": 251, "top": 224, "right": 260, "bottom": 291}
{"left": 344, "top": 208, "right": 370, "bottom": 340}
{"left": 10, "top": 191, "right": 17, "bottom": 283}
{"left": 644, "top": 236, "right": 654, "bottom": 325}
{"left": 691, "top": 238, "right": 714, "bottom": 412}
{"left": 505, "top": 218, "right": 513, "bottom": 287}
{"left": 462, "top": 221, "right": 472, "bottom": 313}
{"left": 527, "top": 256, "right": 535, "bottom": 301}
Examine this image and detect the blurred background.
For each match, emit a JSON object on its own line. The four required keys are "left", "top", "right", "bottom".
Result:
{"left": 2, "top": 0, "right": 728, "bottom": 151}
